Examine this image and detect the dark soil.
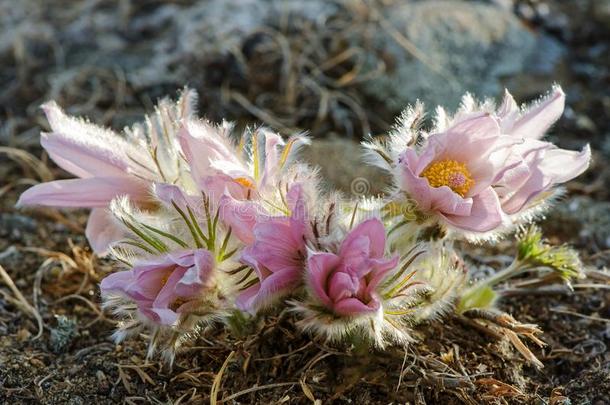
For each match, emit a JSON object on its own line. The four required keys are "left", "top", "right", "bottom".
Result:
{"left": 1, "top": 0, "right": 609, "bottom": 404}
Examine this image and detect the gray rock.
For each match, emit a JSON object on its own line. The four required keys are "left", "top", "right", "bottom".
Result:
{"left": 301, "top": 137, "right": 390, "bottom": 196}
{"left": 360, "top": 1, "right": 565, "bottom": 112}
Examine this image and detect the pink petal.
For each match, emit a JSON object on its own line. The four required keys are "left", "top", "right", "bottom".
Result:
{"left": 41, "top": 132, "right": 130, "bottom": 178}
{"left": 251, "top": 269, "right": 302, "bottom": 310}
{"left": 333, "top": 297, "right": 378, "bottom": 316}
{"left": 496, "top": 89, "right": 520, "bottom": 131}
{"left": 200, "top": 174, "right": 250, "bottom": 203}
{"left": 85, "top": 208, "right": 126, "bottom": 254}
{"left": 427, "top": 185, "right": 473, "bottom": 216}
{"left": 100, "top": 270, "right": 136, "bottom": 296}
{"left": 328, "top": 271, "right": 359, "bottom": 303}
{"left": 501, "top": 144, "right": 591, "bottom": 214}
{"left": 152, "top": 267, "right": 187, "bottom": 310}
{"left": 249, "top": 218, "right": 304, "bottom": 272}
{"left": 175, "top": 249, "right": 215, "bottom": 296}
{"left": 307, "top": 252, "right": 341, "bottom": 308}
{"left": 41, "top": 101, "right": 152, "bottom": 178}
{"left": 507, "top": 86, "right": 565, "bottom": 140}
{"left": 367, "top": 254, "right": 400, "bottom": 290}
{"left": 218, "top": 194, "right": 261, "bottom": 244}
{"left": 442, "top": 187, "right": 503, "bottom": 232}
{"left": 341, "top": 218, "right": 387, "bottom": 259}
{"left": 423, "top": 114, "right": 502, "bottom": 171}
{"left": 17, "top": 177, "right": 149, "bottom": 208}
{"left": 399, "top": 159, "right": 433, "bottom": 211}
{"left": 235, "top": 283, "right": 261, "bottom": 312}
{"left": 179, "top": 121, "right": 248, "bottom": 187}
{"left": 258, "top": 130, "right": 283, "bottom": 189}
{"left": 535, "top": 144, "right": 591, "bottom": 184}
{"left": 141, "top": 307, "right": 179, "bottom": 325}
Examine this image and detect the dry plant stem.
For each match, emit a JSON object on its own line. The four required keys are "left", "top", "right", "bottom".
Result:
{"left": 0, "top": 264, "right": 44, "bottom": 339}
{"left": 210, "top": 351, "right": 236, "bottom": 404}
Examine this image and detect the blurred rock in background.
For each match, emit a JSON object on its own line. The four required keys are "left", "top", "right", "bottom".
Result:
{"left": 0, "top": 0, "right": 607, "bottom": 193}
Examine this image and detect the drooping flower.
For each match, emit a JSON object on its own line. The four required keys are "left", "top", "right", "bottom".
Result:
{"left": 100, "top": 249, "right": 215, "bottom": 326}
{"left": 307, "top": 218, "right": 398, "bottom": 317}
{"left": 17, "top": 89, "right": 198, "bottom": 253}
{"left": 235, "top": 184, "right": 311, "bottom": 313}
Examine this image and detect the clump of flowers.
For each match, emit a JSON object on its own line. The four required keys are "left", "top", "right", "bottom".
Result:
{"left": 18, "top": 86, "right": 591, "bottom": 364}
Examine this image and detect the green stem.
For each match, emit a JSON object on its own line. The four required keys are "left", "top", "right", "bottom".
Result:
{"left": 458, "top": 259, "right": 529, "bottom": 313}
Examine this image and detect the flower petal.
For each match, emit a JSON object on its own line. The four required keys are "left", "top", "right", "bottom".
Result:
{"left": 218, "top": 194, "right": 261, "bottom": 244}
{"left": 17, "top": 177, "right": 149, "bottom": 208}
{"left": 333, "top": 297, "right": 379, "bottom": 316}
{"left": 341, "top": 218, "right": 387, "bottom": 259}
{"left": 507, "top": 86, "right": 565, "bottom": 140}
{"left": 41, "top": 101, "right": 153, "bottom": 178}
{"left": 175, "top": 249, "right": 215, "bottom": 296}
{"left": 442, "top": 187, "right": 503, "bottom": 232}
{"left": 307, "top": 252, "right": 341, "bottom": 308}
{"left": 85, "top": 208, "right": 125, "bottom": 254}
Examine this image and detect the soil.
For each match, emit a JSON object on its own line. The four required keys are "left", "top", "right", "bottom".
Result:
{"left": 1, "top": 0, "right": 609, "bottom": 404}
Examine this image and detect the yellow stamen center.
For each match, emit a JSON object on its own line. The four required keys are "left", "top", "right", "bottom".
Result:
{"left": 234, "top": 177, "right": 255, "bottom": 189}
{"left": 420, "top": 159, "right": 474, "bottom": 197}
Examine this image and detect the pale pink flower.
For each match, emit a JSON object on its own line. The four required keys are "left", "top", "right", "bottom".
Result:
{"left": 395, "top": 86, "right": 590, "bottom": 233}
{"left": 179, "top": 120, "right": 308, "bottom": 203}
{"left": 398, "top": 113, "right": 513, "bottom": 232}
{"left": 100, "top": 249, "right": 215, "bottom": 325}
{"left": 234, "top": 184, "right": 311, "bottom": 313}
{"left": 17, "top": 90, "right": 197, "bottom": 253}
{"left": 307, "top": 219, "right": 398, "bottom": 317}
{"left": 492, "top": 87, "right": 591, "bottom": 215}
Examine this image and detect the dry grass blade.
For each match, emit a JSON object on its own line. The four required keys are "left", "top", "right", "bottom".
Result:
{"left": 476, "top": 377, "right": 524, "bottom": 399}
{"left": 504, "top": 329, "right": 544, "bottom": 369}
{"left": 210, "top": 350, "right": 236, "bottom": 405}
{"left": 0, "top": 264, "right": 44, "bottom": 339}
{"left": 299, "top": 375, "right": 317, "bottom": 402}
{"left": 218, "top": 382, "right": 297, "bottom": 403}
{"left": 0, "top": 146, "right": 54, "bottom": 182}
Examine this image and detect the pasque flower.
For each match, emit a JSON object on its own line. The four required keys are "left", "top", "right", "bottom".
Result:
{"left": 235, "top": 184, "right": 311, "bottom": 313}
{"left": 17, "top": 90, "right": 197, "bottom": 253}
{"left": 100, "top": 249, "right": 215, "bottom": 325}
{"left": 398, "top": 113, "right": 511, "bottom": 232}
{"left": 179, "top": 119, "right": 308, "bottom": 203}
{"left": 307, "top": 218, "right": 398, "bottom": 317}
{"left": 394, "top": 86, "right": 590, "bottom": 233}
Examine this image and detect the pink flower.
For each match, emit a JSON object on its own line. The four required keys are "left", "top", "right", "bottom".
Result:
{"left": 232, "top": 185, "right": 310, "bottom": 312}
{"left": 179, "top": 120, "right": 308, "bottom": 204}
{"left": 397, "top": 86, "right": 590, "bottom": 233}
{"left": 398, "top": 114, "right": 513, "bottom": 232}
{"left": 492, "top": 87, "right": 591, "bottom": 215}
{"left": 100, "top": 249, "right": 215, "bottom": 325}
{"left": 17, "top": 91, "right": 196, "bottom": 253}
{"left": 307, "top": 219, "right": 398, "bottom": 317}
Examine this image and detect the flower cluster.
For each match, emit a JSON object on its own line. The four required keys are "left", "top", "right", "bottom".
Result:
{"left": 18, "top": 86, "right": 590, "bottom": 359}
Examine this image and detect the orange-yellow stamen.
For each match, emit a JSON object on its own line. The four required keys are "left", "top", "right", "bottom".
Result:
{"left": 420, "top": 159, "right": 474, "bottom": 197}
{"left": 233, "top": 177, "right": 255, "bottom": 189}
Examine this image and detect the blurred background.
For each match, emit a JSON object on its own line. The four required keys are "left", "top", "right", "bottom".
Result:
{"left": 0, "top": 1, "right": 609, "bottom": 403}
